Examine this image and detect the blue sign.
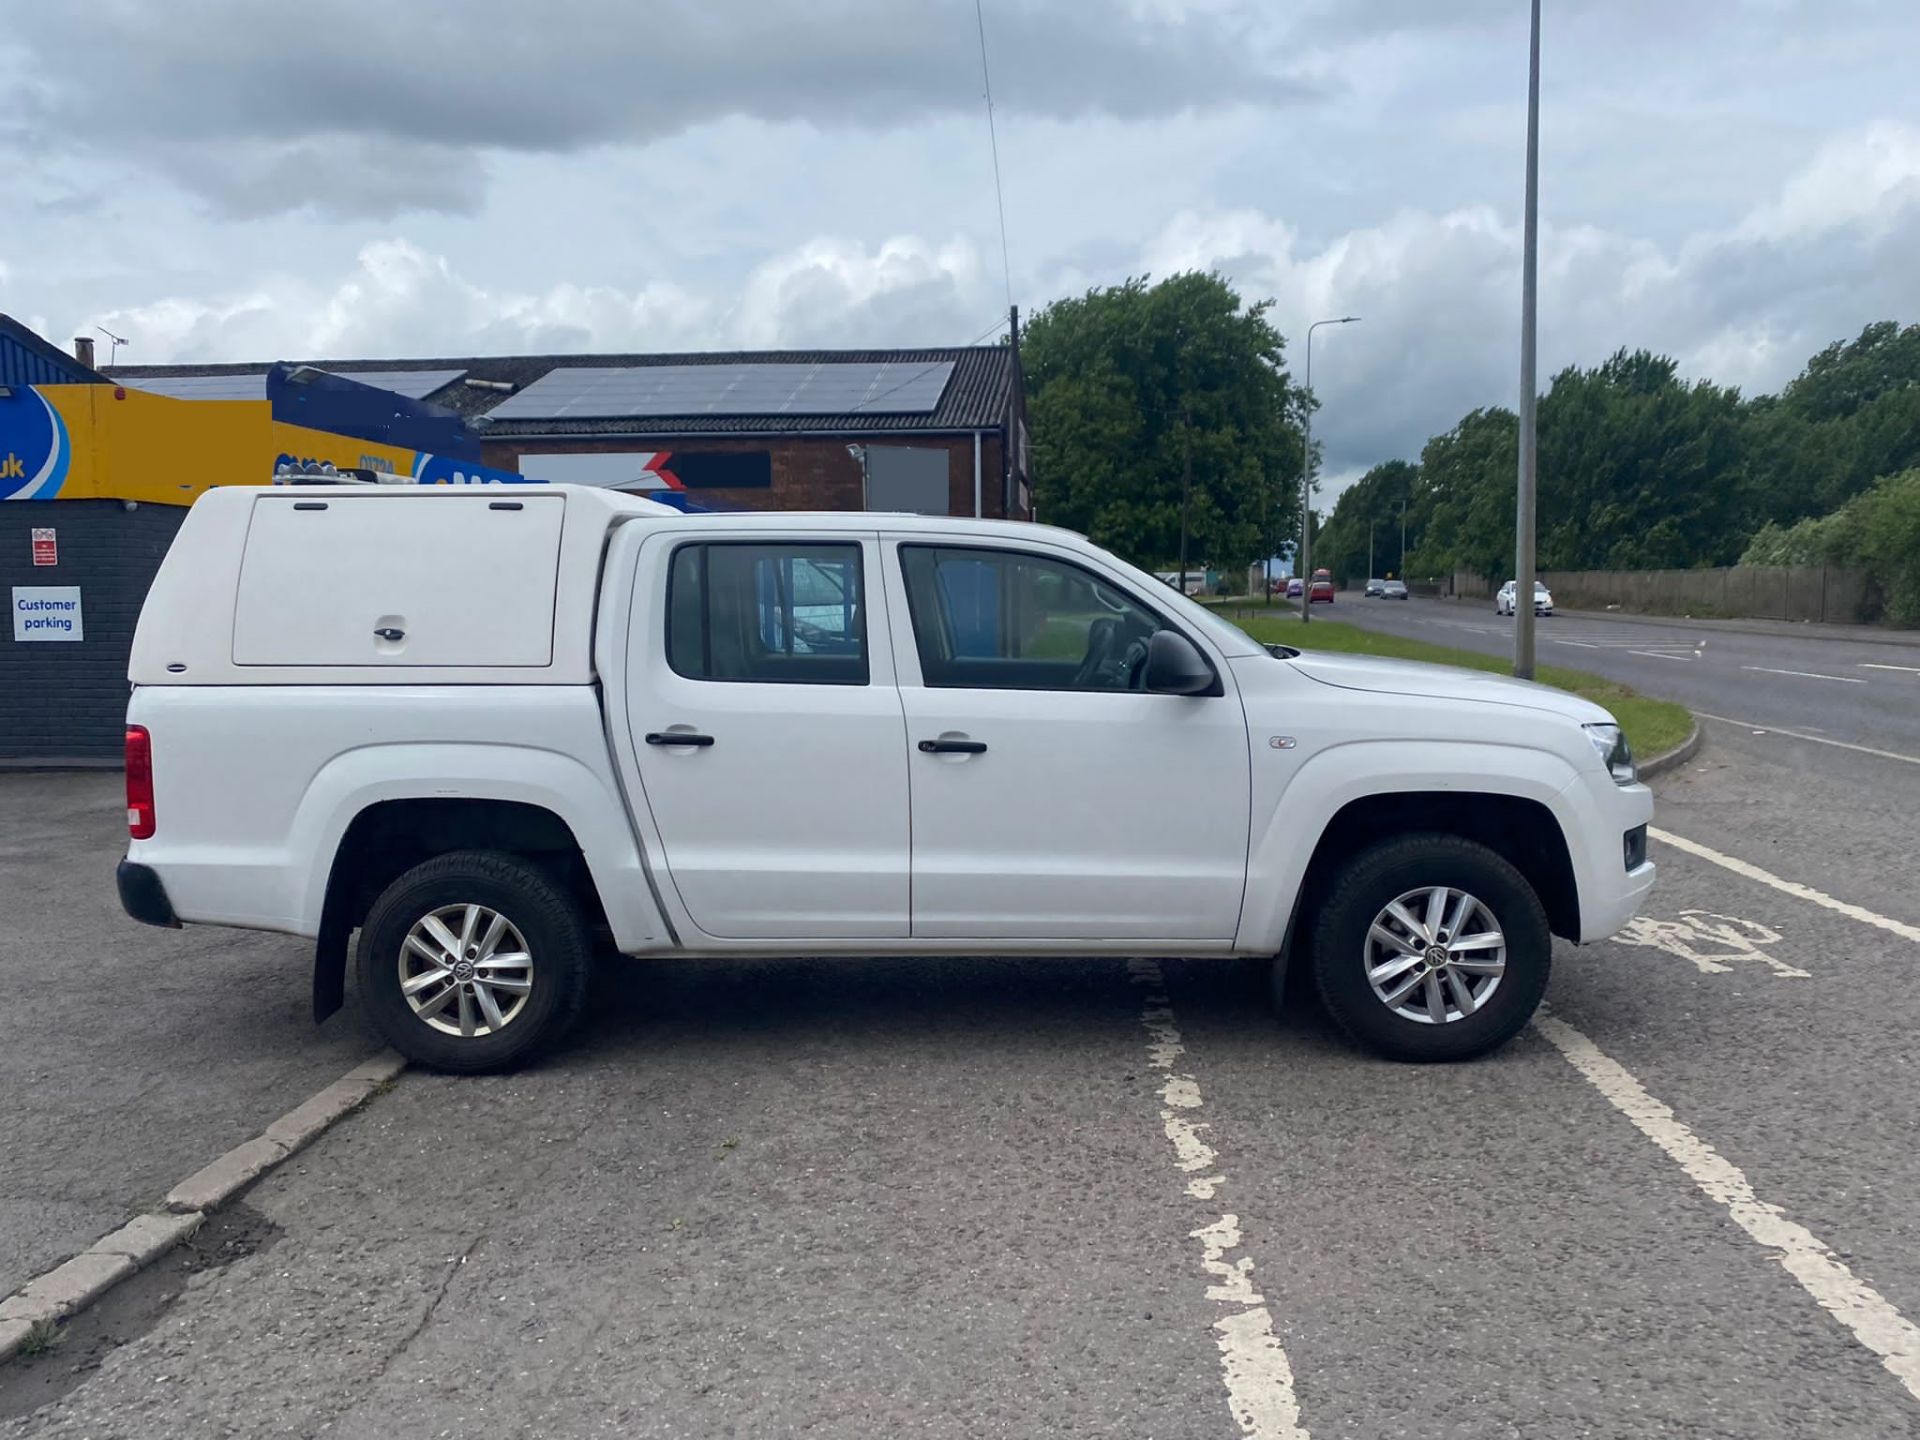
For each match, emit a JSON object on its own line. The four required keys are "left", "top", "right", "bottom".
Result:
{"left": 0, "top": 388, "right": 71, "bottom": 501}
{"left": 411, "top": 453, "right": 542, "bottom": 486}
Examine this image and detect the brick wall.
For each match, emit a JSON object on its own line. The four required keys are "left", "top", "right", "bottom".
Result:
{"left": 484, "top": 433, "right": 1018, "bottom": 519}
{"left": 0, "top": 501, "right": 185, "bottom": 762}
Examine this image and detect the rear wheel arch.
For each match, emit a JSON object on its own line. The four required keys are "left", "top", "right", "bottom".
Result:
{"left": 313, "top": 797, "right": 610, "bottom": 1022}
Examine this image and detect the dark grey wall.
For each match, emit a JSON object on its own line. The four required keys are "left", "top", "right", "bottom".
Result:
{"left": 0, "top": 501, "right": 186, "bottom": 761}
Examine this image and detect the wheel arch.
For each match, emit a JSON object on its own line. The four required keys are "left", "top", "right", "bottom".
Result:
{"left": 1241, "top": 741, "right": 1583, "bottom": 954}
{"left": 313, "top": 795, "right": 617, "bottom": 1022}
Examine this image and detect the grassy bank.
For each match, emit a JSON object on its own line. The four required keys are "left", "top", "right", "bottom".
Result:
{"left": 1216, "top": 609, "right": 1693, "bottom": 758}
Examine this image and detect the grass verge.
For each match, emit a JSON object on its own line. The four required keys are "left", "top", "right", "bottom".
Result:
{"left": 1218, "top": 611, "right": 1694, "bottom": 758}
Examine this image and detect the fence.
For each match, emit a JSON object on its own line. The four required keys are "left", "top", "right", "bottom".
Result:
{"left": 1449, "top": 565, "right": 1875, "bottom": 623}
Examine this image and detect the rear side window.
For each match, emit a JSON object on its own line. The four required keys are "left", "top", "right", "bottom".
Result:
{"left": 666, "top": 542, "right": 868, "bottom": 685}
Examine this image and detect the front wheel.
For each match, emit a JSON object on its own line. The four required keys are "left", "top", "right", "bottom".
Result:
{"left": 355, "top": 850, "right": 592, "bottom": 1073}
{"left": 1310, "top": 834, "right": 1550, "bottom": 1062}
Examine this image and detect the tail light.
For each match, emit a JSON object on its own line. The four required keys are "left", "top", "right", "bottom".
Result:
{"left": 126, "top": 725, "right": 156, "bottom": 839}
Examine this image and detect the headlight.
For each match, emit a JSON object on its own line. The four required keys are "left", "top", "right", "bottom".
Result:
{"left": 1584, "top": 722, "right": 1636, "bottom": 784}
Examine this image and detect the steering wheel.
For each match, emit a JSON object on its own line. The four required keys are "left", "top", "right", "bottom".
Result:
{"left": 1120, "top": 635, "right": 1152, "bottom": 689}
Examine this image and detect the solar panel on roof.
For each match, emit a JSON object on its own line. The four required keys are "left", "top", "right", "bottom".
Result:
{"left": 127, "top": 368, "right": 466, "bottom": 401}
{"left": 486, "top": 360, "right": 956, "bottom": 421}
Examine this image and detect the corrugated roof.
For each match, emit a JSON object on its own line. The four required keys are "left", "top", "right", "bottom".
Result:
{"left": 0, "top": 314, "right": 110, "bottom": 390}
{"left": 107, "top": 345, "right": 1014, "bottom": 437}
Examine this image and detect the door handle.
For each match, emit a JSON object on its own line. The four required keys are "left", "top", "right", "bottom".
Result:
{"left": 373, "top": 627, "right": 405, "bottom": 642}
{"left": 918, "top": 738, "right": 987, "bottom": 754}
{"left": 646, "top": 731, "right": 716, "bottom": 748}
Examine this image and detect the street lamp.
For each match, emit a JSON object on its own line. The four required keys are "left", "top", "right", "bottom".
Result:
{"left": 1298, "top": 315, "right": 1360, "bottom": 624}
{"left": 1513, "top": 0, "right": 1541, "bottom": 678}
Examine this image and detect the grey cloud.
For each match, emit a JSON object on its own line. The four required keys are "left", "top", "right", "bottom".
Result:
{"left": 154, "top": 138, "right": 489, "bottom": 221}
{"left": 10, "top": 1, "right": 1307, "bottom": 153}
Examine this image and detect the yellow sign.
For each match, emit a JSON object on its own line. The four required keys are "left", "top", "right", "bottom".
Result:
{"left": 1, "top": 384, "right": 440, "bottom": 506}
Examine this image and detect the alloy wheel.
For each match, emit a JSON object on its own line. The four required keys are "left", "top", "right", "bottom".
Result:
{"left": 1363, "top": 885, "right": 1506, "bottom": 1024}
{"left": 399, "top": 903, "right": 535, "bottom": 1038}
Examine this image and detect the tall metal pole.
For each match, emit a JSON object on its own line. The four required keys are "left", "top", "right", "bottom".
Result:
{"left": 1513, "top": 0, "right": 1541, "bottom": 679}
{"left": 1298, "top": 315, "right": 1360, "bottom": 623}
{"left": 1369, "top": 522, "right": 1375, "bottom": 580}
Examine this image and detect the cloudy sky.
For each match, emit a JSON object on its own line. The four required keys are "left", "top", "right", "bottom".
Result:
{"left": 3, "top": 0, "right": 1917, "bottom": 492}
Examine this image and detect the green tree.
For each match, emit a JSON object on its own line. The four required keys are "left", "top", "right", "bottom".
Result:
{"left": 1537, "top": 350, "right": 1748, "bottom": 569}
{"left": 1023, "top": 273, "right": 1306, "bottom": 574}
{"left": 1405, "top": 408, "right": 1518, "bottom": 582}
{"left": 1745, "top": 321, "right": 1920, "bottom": 526}
{"left": 1316, "top": 459, "right": 1420, "bottom": 585}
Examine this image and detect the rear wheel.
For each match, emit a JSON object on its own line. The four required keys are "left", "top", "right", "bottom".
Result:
{"left": 355, "top": 850, "right": 592, "bottom": 1073}
{"left": 1310, "top": 834, "right": 1550, "bottom": 1062}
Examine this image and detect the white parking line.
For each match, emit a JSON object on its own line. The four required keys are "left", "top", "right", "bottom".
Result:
{"left": 1649, "top": 827, "right": 1920, "bottom": 945}
{"left": 1129, "top": 959, "right": 1307, "bottom": 1439}
{"left": 1552, "top": 639, "right": 1600, "bottom": 648}
{"left": 1630, "top": 649, "right": 1695, "bottom": 661}
{"left": 1694, "top": 712, "right": 1920, "bottom": 768}
{"left": 1741, "top": 665, "right": 1866, "bottom": 684}
{"left": 1860, "top": 663, "right": 1920, "bottom": 675}
{"left": 1535, "top": 1012, "right": 1920, "bottom": 1404}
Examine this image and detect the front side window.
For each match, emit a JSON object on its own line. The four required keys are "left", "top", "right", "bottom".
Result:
{"left": 667, "top": 542, "right": 867, "bottom": 684}
{"left": 899, "top": 545, "right": 1169, "bottom": 691}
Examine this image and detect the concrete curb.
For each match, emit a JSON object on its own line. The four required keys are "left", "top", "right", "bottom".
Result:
{"left": 1637, "top": 720, "right": 1703, "bottom": 781}
{"left": 0, "top": 1049, "right": 404, "bottom": 1365}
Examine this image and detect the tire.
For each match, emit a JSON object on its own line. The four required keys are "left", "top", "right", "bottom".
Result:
{"left": 1310, "top": 833, "right": 1550, "bottom": 1062}
{"left": 355, "top": 850, "right": 593, "bottom": 1073}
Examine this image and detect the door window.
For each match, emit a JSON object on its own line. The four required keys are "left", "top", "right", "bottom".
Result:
{"left": 667, "top": 542, "right": 867, "bottom": 684}
{"left": 899, "top": 545, "right": 1168, "bottom": 691}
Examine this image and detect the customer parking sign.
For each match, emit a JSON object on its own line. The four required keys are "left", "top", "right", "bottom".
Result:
{"left": 12, "top": 586, "right": 83, "bottom": 641}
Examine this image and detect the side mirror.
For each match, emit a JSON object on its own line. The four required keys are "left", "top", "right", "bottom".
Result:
{"left": 1143, "top": 629, "right": 1218, "bottom": 696}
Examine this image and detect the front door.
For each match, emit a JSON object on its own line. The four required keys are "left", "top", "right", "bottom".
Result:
{"left": 627, "top": 532, "right": 909, "bottom": 940}
{"left": 886, "top": 540, "right": 1251, "bottom": 941}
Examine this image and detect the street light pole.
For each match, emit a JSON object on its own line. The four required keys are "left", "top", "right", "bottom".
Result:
{"left": 1298, "top": 315, "right": 1360, "bottom": 624}
{"left": 1514, "top": 0, "right": 1541, "bottom": 679}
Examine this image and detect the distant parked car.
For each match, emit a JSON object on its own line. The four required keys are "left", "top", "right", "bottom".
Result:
{"left": 1382, "top": 579, "right": 1408, "bottom": 600}
{"left": 1285, "top": 577, "right": 1305, "bottom": 599}
{"left": 1308, "top": 576, "right": 1335, "bottom": 604}
{"left": 1496, "top": 580, "right": 1554, "bottom": 616}
{"left": 1365, "top": 578, "right": 1386, "bottom": 597}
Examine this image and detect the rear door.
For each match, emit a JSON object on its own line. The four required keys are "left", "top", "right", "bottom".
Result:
{"left": 624, "top": 530, "right": 910, "bottom": 940}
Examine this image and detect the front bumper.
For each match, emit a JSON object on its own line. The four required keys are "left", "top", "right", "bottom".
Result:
{"left": 117, "top": 859, "right": 181, "bottom": 929}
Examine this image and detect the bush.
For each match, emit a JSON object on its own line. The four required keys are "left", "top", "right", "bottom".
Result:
{"left": 1751, "top": 468, "right": 1920, "bottom": 624}
{"left": 1841, "top": 468, "right": 1920, "bottom": 625}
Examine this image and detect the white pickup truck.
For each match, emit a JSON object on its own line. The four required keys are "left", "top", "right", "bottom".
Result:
{"left": 118, "top": 485, "right": 1654, "bottom": 1071}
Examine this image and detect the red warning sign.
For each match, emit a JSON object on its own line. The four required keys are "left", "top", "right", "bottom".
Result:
{"left": 31, "top": 528, "right": 57, "bottom": 567}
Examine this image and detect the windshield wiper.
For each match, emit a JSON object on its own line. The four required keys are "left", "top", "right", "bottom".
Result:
{"left": 1266, "top": 643, "right": 1300, "bottom": 659}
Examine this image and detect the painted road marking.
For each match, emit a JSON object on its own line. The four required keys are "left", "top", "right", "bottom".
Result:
{"left": 1535, "top": 1011, "right": 1920, "bottom": 1405}
{"left": 1128, "top": 958, "right": 1307, "bottom": 1439}
{"left": 1552, "top": 638, "right": 1600, "bottom": 648}
{"left": 1630, "top": 649, "right": 1696, "bottom": 661}
{"left": 1615, "top": 910, "right": 1808, "bottom": 978}
{"left": 1860, "top": 663, "right": 1920, "bottom": 674}
{"left": 1650, "top": 827, "right": 1920, "bottom": 945}
{"left": 1695, "top": 712, "right": 1920, "bottom": 768}
{"left": 1741, "top": 665, "right": 1866, "bottom": 684}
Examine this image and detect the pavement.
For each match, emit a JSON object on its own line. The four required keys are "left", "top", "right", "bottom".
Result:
{"left": 0, "top": 773, "right": 380, "bottom": 1301}
{"left": 6, "top": 620, "right": 1920, "bottom": 1437}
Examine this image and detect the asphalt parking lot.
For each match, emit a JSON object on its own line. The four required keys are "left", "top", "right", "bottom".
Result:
{"left": 6, "top": 723, "right": 1920, "bottom": 1437}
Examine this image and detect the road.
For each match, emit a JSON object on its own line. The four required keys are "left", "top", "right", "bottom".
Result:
{"left": 7, "top": 612, "right": 1920, "bottom": 1435}
{"left": 1317, "top": 592, "right": 1920, "bottom": 757}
